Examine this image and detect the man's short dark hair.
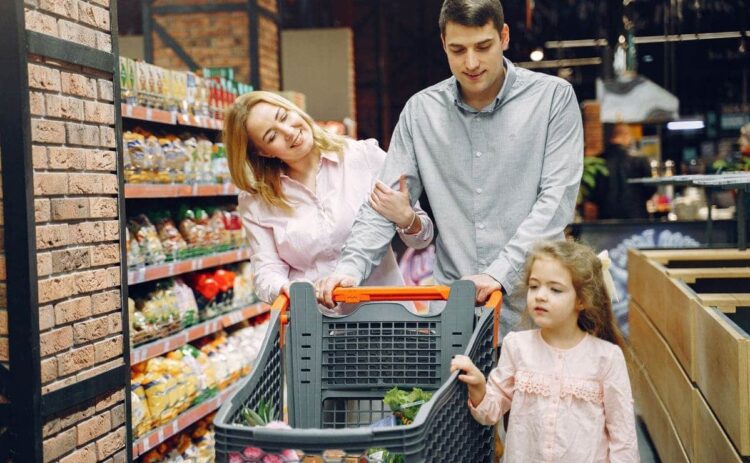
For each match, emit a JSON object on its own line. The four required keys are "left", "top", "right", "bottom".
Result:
{"left": 439, "top": 0, "right": 505, "bottom": 36}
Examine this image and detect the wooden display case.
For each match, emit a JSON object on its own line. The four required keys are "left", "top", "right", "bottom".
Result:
{"left": 628, "top": 249, "right": 750, "bottom": 460}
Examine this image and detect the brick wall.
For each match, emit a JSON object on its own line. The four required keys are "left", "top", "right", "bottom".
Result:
{"left": 22, "top": 1, "right": 126, "bottom": 462}
{"left": 151, "top": 0, "right": 280, "bottom": 90}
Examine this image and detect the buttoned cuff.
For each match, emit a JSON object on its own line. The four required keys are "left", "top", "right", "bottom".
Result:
{"left": 485, "top": 255, "right": 521, "bottom": 293}
{"left": 332, "top": 263, "right": 365, "bottom": 285}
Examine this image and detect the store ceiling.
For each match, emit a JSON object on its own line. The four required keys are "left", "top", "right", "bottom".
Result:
{"left": 118, "top": 0, "right": 749, "bottom": 139}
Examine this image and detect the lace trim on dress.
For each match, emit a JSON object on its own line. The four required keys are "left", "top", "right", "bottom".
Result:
{"left": 515, "top": 370, "right": 553, "bottom": 397}
{"left": 515, "top": 370, "right": 604, "bottom": 404}
{"left": 561, "top": 379, "right": 604, "bottom": 404}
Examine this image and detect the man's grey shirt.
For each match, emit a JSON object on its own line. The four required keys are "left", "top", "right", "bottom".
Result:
{"left": 336, "top": 58, "right": 583, "bottom": 330}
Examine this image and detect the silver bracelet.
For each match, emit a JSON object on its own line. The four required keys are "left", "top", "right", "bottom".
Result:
{"left": 396, "top": 211, "right": 418, "bottom": 235}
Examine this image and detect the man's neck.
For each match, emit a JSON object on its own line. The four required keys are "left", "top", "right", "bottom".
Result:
{"left": 462, "top": 66, "right": 506, "bottom": 111}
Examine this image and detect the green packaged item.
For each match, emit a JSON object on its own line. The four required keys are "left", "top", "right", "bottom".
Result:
{"left": 382, "top": 387, "right": 433, "bottom": 425}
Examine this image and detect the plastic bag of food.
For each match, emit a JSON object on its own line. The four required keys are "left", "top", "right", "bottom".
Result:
{"left": 130, "top": 214, "right": 166, "bottom": 265}
{"left": 154, "top": 213, "right": 188, "bottom": 256}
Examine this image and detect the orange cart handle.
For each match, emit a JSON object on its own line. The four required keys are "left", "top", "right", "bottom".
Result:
{"left": 271, "top": 285, "right": 502, "bottom": 348}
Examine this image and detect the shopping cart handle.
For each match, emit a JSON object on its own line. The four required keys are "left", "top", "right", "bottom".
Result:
{"left": 271, "top": 286, "right": 503, "bottom": 348}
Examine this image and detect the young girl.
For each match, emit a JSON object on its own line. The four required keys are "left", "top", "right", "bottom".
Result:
{"left": 451, "top": 241, "right": 639, "bottom": 462}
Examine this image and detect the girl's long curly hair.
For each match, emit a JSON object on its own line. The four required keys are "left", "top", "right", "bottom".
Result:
{"left": 522, "top": 240, "right": 625, "bottom": 348}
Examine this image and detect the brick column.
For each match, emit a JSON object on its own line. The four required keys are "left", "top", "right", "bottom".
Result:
{"left": 0, "top": 1, "right": 128, "bottom": 461}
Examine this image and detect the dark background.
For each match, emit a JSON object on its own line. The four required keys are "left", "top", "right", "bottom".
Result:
{"left": 120, "top": 1, "right": 749, "bottom": 149}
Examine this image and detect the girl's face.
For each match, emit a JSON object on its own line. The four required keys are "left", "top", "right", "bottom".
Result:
{"left": 245, "top": 101, "right": 314, "bottom": 164}
{"left": 526, "top": 255, "right": 581, "bottom": 332}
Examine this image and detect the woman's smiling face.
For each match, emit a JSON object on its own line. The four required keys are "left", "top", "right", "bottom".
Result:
{"left": 245, "top": 101, "right": 314, "bottom": 163}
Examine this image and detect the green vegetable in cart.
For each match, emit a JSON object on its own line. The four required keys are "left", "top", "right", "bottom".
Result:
{"left": 382, "top": 387, "right": 432, "bottom": 425}
{"left": 241, "top": 400, "right": 278, "bottom": 427}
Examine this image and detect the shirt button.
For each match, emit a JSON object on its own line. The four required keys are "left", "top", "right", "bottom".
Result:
{"left": 475, "top": 151, "right": 482, "bottom": 157}
{"left": 475, "top": 187, "right": 482, "bottom": 194}
{"left": 477, "top": 223, "right": 485, "bottom": 230}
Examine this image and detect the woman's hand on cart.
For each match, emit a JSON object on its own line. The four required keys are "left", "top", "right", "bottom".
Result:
{"left": 451, "top": 354, "right": 487, "bottom": 407}
{"left": 461, "top": 274, "right": 502, "bottom": 305}
{"left": 314, "top": 274, "right": 359, "bottom": 308}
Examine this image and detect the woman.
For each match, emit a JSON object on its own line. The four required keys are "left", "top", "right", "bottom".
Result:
{"left": 224, "top": 91, "right": 433, "bottom": 311}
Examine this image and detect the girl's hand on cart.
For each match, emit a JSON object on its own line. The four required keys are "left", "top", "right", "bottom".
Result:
{"left": 461, "top": 274, "right": 502, "bottom": 305}
{"left": 314, "top": 274, "right": 358, "bottom": 308}
{"left": 450, "top": 355, "right": 487, "bottom": 407}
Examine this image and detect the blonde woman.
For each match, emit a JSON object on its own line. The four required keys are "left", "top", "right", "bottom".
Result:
{"left": 224, "top": 91, "right": 433, "bottom": 311}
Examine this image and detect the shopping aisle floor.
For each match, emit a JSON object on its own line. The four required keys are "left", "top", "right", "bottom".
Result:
{"left": 637, "top": 416, "right": 659, "bottom": 462}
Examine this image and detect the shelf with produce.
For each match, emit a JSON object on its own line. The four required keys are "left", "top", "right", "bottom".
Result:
{"left": 130, "top": 302, "right": 269, "bottom": 365}
{"left": 125, "top": 183, "right": 240, "bottom": 199}
{"left": 128, "top": 248, "right": 252, "bottom": 285}
{"left": 121, "top": 103, "right": 223, "bottom": 131}
{"left": 132, "top": 380, "right": 243, "bottom": 458}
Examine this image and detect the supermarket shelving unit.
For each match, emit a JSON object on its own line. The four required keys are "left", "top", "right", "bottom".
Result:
{"left": 123, "top": 103, "right": 265, "bottom": 459}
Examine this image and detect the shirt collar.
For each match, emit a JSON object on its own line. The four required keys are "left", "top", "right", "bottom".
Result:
{"left": 452, "top": 56, "right": 517, "bottom": 113}
{"left": 280, "top": 149, "right": 339, "bottom": 181}
{"left": 319, "top": 149, "right": 340, "bottom": 164}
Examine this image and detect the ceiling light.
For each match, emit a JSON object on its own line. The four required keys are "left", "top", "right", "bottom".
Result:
{"left": 667, "top": 120, "right": 705, "bottom": 131}
{"left": 530, "top": 48, "right": 544, "bottom": 62}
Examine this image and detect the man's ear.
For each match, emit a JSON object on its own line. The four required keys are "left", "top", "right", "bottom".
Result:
{"left": 500, "top": 24, "right": 510, "bottom": 51}
{"left": 440, "top": 33, "right": 447, "bottom": 52}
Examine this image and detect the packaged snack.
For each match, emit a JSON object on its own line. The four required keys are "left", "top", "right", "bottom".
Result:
{"left": 177, "top": 206, "right": 207, "bottom": 248}
{"left": 193, "top": 208, "right": 212, "bottom": 246}
{"left": 143, "top": 358, "right": 180, "bottom": 424}
{"left": 163, "top": 139, "right": 188, "bottom": 183}
{"left": 213, "top": 268, "right": 235, "bottom": 310}
{"left": 130, "top": 214, "right": 166, "bottom": 265}
{"left": 212, "top": 142, "right": 230, "bottom": 183}
{"left": 146, "top": 136, "right": 166, "bottom": 183}
{"left": 223, "top": 210, "right": 245, "bottom": 246}
{"left": 126, "top": 227, "right": 145, "bottom": 267}
{"left": 207, "top": 208, "right": 230, "bottom": 247}
{"left": 131, "top": 382, "right": 153, "bottom": 436}
{"left": 189, "top": 272, "right": 220, "bottom": 319}
{"left": 154, "top": 213, "right": 188, "bottom": 256}
{"left": 124, "top": 131, "right": 148, "bottom": 183}
{"left": 196, "top": 139, "right": 214, "bottom": 183}
{"left": 173, "top": 278, "right": 198, "bottom": 327}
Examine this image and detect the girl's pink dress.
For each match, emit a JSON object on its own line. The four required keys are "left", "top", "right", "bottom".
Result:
{"left": 470, "top": 329, "right": 640, "bottom": 463}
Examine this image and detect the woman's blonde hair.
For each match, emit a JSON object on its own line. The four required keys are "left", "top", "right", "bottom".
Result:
{"left": 224, "top": 91, "right": 346, "bottom": 211}
{"left": 522, "top": 240, "right": 626, "bottom": 348}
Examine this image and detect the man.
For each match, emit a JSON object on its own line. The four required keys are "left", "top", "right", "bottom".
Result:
{"left": 590, "top": 123, "right": 654, "bottom": 220}
{"left": 316, "top": 0, "right": 583, "bottom": 334}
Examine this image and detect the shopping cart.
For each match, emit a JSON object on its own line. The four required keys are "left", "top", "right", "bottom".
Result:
{"left": 214, "top": 281, "right": 502, "bottom": 462}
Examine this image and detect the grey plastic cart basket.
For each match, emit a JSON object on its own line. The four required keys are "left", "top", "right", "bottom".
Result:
{"left": 214, "top": 281, "right": 499, "bottom": 462}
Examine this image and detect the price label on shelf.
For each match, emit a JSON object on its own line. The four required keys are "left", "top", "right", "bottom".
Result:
{"left": 124, "top": 104, "right": 134, "bottom": 118}
{"left": 145, "top": 107, "right": 153, "bottom": 121}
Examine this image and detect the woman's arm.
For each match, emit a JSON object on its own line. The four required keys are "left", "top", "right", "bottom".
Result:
{"left": 399, "top": 201, "right": 433, "bottom": 250}
{"left": 239, "top": 202, "right": 291, "bottom": 303}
